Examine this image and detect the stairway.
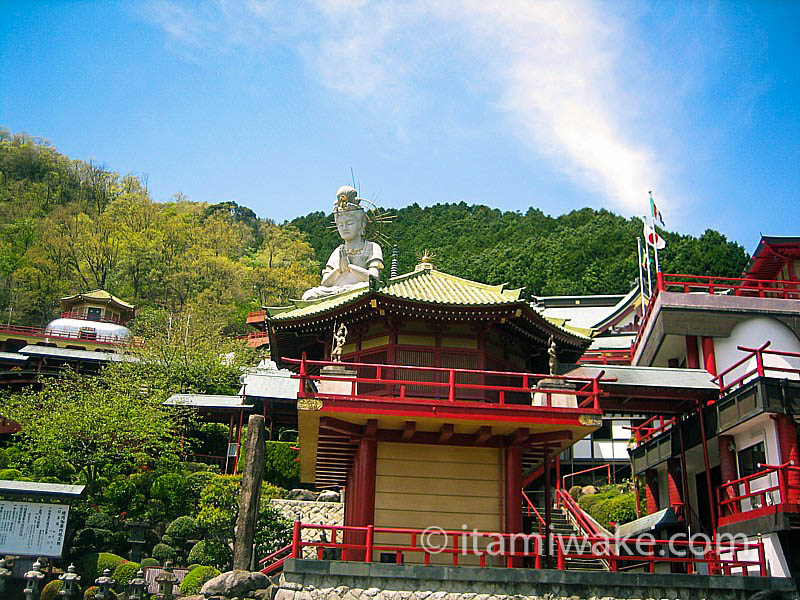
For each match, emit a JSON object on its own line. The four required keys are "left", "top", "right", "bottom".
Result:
{"left": 523, "top": 502, "right": 608, "bottom": 571}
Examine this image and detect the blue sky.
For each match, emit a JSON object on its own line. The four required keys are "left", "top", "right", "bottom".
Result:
{"left": 1, "top": 1, "right": 798, "bottom": 253}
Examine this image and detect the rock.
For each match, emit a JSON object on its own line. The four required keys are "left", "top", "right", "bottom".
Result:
{"left": 581, "top": 485, "right": 597, "bottom": 496}
{"left": 201, "top": 570, "right": 270, "bottom": 597}
{"left": 253, "top": 586, "right": 277, "bottom": 600}
{"left": 287, "top": 489, "right": 318, "bottom": 501}
{"left": 316, "top": 490, "right": 340, "bottom": 502}
{"left": 183, "top": 596, "right": 206, "bottom": 600}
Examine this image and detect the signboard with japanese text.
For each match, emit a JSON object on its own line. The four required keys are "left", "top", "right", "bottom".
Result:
{"left": 0, "top": 500, "right": 69, "bottom": 557}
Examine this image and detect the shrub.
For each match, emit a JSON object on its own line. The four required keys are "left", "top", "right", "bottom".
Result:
{"left": 32, "top": 456, "right": 75, "bottom": 481}
{"left": 85, "top": 512, "right": 114, "bottom": 530}
{"left": 0, "top": 468, "right": 23, "bottom": 480}
{"left": 152, "top": 542, "right": 176, "bottom": 564}
{"left": 104, "top": 477, "right": 137, "bottom": 514}
{"left": 263, "top": 441, "right": 300, "bottom": 489}
{"left": 41, "top": 580, "right": 64, "bottom": 600}
{"left": 112, "top": 560, "right": 140, "bottom": 589}
{"left": 140, "top": 557, "right": 159, "bottom": 568}
{"left": 187, "top": 539, "right": 231, "bottom": 571}
{"left": 84, "top": 587, "right": 117, "bottom": 600}
{"left": 187, "top": 471, "right": 217, "bottom": 508}
{"left": 0, "top": 447, "right": 9, "bottom": 469}
{"left": 151, "top": 471, "right": 191, "bottom": 518}
{"left": 76, "top": 552, "right": 126, "bottom": 584}
{"left": 165, "top": 515, "right": 199, "bottom": 544}
{"left": 180, "top": 565, "right": 221, "bottom": 595}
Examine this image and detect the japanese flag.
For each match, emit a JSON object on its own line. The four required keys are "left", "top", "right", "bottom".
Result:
{"left": 643, "top": 219, "right": 666, "bottom": 249}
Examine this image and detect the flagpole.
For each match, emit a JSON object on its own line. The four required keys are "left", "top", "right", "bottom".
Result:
{"left": 642, "top": 221, "right": 653, "bottom": 296}
{"left": 649, "top": 191, "right": 662, "bottom": 276}
{"left": 637, "top": 237, "right": 647, "bottom": 306}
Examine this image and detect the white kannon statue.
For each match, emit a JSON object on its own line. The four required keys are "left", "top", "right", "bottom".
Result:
{"left": 301, "top": 186, "right": 384, "bottom": 301}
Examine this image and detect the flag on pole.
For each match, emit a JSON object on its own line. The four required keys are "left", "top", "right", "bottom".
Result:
{"left": 649, "top": 192, "right": 665, "bottom": 226}
{"left": 642, "top": 218, "right": 666, "bottom": 249}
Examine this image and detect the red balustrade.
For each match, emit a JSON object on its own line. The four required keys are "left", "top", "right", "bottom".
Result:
{"left": 261, "top": 521, "right": 767, "bottom": 576}
{"left": 713, "top": 341, "right": 800, "bottom": 394}
{"left": 521, "top": 490, "right": 546, "bottom": 535}
{"left": 286, "top": 355, "right": 607, "bottom": 413}
{"left": 577, "top": 349, "right": 632, "bottom": 366}
{"left": 0, "top": 323, "right": 140, "bottom": 346}
{"left": 59, "top": 311, "right": 122, "bottom": 324}
{"left": 629, "top": 416, "right": 676, "bottom": 447}
{"left": 717, "top": 462, "right": 800, "bottom": 525}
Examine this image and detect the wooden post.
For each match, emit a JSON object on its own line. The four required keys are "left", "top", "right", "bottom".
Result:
{"left": 233, "top": 414, "right": 266, "bottom": 570}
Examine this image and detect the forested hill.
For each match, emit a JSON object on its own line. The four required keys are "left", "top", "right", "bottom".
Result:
{"left": 291, "top": 204, "right": 748, "bottom": 297}
{"left": 0, "top": 129, "right": 748, "bottom": 331}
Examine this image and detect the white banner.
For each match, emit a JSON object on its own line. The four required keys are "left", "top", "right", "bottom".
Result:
{"left": 0, "top": 501, "right": 70, "bottom": 557}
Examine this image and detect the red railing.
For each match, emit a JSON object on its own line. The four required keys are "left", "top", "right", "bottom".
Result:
{"left": 629, "top": 415, "right": 676, "bottom": 446}
{"left": 717, "top": 462, "right": 800, "bottom": 523}
{"left": 285, "top": 355, "right": 607, "bottom": 412}
{"left": 521, "top": 490, "right": 546, "bottom": 535}
{"left": 561, "top": 464, "right": 613, "bottom": 489}
{"left": 577, "top": 349, "right": 632, "bottom": 366}
{"left": 0, "top": 323, "right": 139, "bottom": 346}
{"left": 661, "top": 273, "right": 800, "bottom": 299}
{"left": 60, "top": 311, "right": 123, "bottom": 324}
{"left": 275, "top": 521, "right": 767, "bottom": 576}
{"left": 237, "top": 331, "right": 270, "bottom": 344}
{"left": 258, "top": 543, "right": 292, "bottom": 575}
{"left": 557, "top": 488, "right": 604, "bottom": 537}
{"left": 713, "top": 341, "right": 800, "bottom": 394}
{"left": 247, "top": 310, "right": 267, "bottom": 322}
{"left": 632, "top": 273, "right": 800, "bottom": 361}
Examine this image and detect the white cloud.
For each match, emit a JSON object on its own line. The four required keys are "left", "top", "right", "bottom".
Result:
{"left": 144, "top": 0, "right": 681, "bottom": 215}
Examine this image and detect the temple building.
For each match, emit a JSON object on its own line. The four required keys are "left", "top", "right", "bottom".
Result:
{"left": 0, "top": 289, "right": 137, "bottom": 389}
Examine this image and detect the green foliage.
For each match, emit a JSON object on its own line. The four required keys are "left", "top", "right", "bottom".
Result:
{"left": 76, "top": 552, "right": 126, "bottom": 584}
{"left": 255, "top": 502, "right": 293, "bottom": 559}
{"left": 112, "top": 561, "right": 140, "bottom": 589}
{"left": 292, "top": 203, "right": 748, "bottom": 296}
{"left": 152, "top": 542, "right": 176, "bottom": 564}
{"left": 165, "top": 515, "right": 199, "bottom": 545}
{"left": 180, "top": 565, "right": 221, "bottom": 595}
{"left": 83, "top": 586, "right": 117, "bottom": 600}
{"left": 263, "top": 441, "right": 301, "bottom": 489}
{"left": 31, "top": 456, "right": 76, "bottom": 481}
{"left": 577, "top": 488, "right": 638, "bottom": 530}
{"left": 140, "top": 558, "right": 159, "bottom": 568}
{"left": 186, "top": 539, "right": 231, "bottom": 571}
{"left": 0, "top": 448, "right": 9, "bottom": 469}
{"left": 3, "top": 373, "right": 181, "bottom": 494}
{"left": 41, "top": 580, "right": 64, "bottom": 600}
{"left": 151, "top": 472, "right": 190, "bottom": 519}
{"left": 0, "top": 468, "right": 23, "bottom": 480}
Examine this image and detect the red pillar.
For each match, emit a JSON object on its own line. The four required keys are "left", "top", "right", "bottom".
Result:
{"left": 353, "top": 435, "right": 377, "bottom": 561}
{"left": 775, "top": 414, "right": 800, "bottom": 504}
{"left": 504, "top": 445, "right": 523, "bottom": 567}
{"left": 644, "top": 469, "right": 659, "bottom": 514}
{"left": 666, "top": 458, "right": 684, "bottom": 516}
{"left": 701, "top": 336, "right": 717, "bottom": 376}
{"left": 718, "top": 435, "right": 737, "bottom": 485}
{"left": 686, "top": 336, "right": 699, "bottom": 369}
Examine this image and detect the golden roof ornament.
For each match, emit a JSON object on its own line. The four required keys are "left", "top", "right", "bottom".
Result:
{"left": 415, "top": 250, "right": 436, "bottom": 271}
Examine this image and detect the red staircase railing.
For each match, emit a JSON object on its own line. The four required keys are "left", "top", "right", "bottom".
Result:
{"left": 521, "top": 490, "right": 546, "bottom": 535}
{"left": 717, "top": 461, "right": 800, "bottom": 524}
{"left": 713, "top": 341, "right": 800, "bottom": 394}
{"left": 286, "top": 355, "right": 607, "bottom": 412}
{"left": 259, "top": 543, "right": 292, "bottom": 575}
{"left": 561, "top": 464, "right": 612, "bottom": 489}
{"left": 557, "top": 488, "right": 603, "bottom": 537}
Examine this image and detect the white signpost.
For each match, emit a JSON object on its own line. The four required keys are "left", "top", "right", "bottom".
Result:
{"left": 0, "top": 500, "right": 70, "bottom": 557}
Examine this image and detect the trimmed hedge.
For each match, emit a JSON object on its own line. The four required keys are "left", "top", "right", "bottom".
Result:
{"left": 152, "top": 542, "right": 176, "bottom": 564}
{"left": 112, "top": 561, "right": 140, "bottom": 588}
{"left": 577, "top": 488, "right": 637, "bottom": 530}
{"left": 140, "top": 557, "right": 159, "bottom": 568}
{"left": 84, "top": 587, "right": 117, "bottom": 600}
{"left": 76, "top": 552, "right": 126, "bottom": 584}
{"left": 180, "top": 565, "right": 221, "bottom": 595}
{"left": 41, "top": 580, "right": 64, "bottom": 600}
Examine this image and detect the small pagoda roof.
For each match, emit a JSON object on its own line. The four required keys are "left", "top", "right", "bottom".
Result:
{"left": 266, "top": 266, "right": 590, "bottom": 341}
{"left": 59, "top": 289, "right": 135, "bottom": 314}
{"left": 742, "top": 235, "right": 800, "bottom": 281}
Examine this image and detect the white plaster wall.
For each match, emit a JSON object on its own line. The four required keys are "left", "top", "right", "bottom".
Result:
{"left": 715, "top": 316, "right": 800, "bottom": 386}
{"left": 730, "top": 413, "right": 782, "bottom": 506}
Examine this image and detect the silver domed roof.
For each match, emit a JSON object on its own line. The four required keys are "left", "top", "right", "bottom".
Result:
{"left": 45, "top": 318, "right": 132, "bottom": 342}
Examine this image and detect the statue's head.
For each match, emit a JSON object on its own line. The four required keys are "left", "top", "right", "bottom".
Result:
{"left": 333, "top": 186, "right": 367, "bottom": 243}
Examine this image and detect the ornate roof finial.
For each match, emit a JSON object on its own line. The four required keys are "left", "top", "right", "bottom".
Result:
{"left": 415, "top": 250, "right": 436, "bottom": 272}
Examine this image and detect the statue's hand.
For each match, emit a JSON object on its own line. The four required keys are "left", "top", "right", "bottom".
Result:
{"left": 339, "top": 247, "right": 351, "bottom": 271}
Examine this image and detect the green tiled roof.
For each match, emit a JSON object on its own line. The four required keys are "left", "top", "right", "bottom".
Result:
{"left": 60, "top": 289, "right": 135, "bottom": 310}
{"left": 267, "top": 267, "right": 522, "bottom": 322}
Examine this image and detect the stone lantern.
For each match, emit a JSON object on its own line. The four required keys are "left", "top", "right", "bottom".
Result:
{"left": 94, "top": 568, "right": 116, "bottom": 600}
{"left": 154, "top": 562, "right": 179, "bottom": 600}
{"left": 0, "top": 558, "right": 11, "bottom": 593}
{"left": 127, "top": 569, "right": 147, "bottom": 600}
{"left": 58, "top": 564, "right": 82, "bottom": 599}
{"left": 24, "top": 559, "right": 46, "bottom": 600}
{"left": 125, "top": 520, "right": 149, "bottom": 563}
